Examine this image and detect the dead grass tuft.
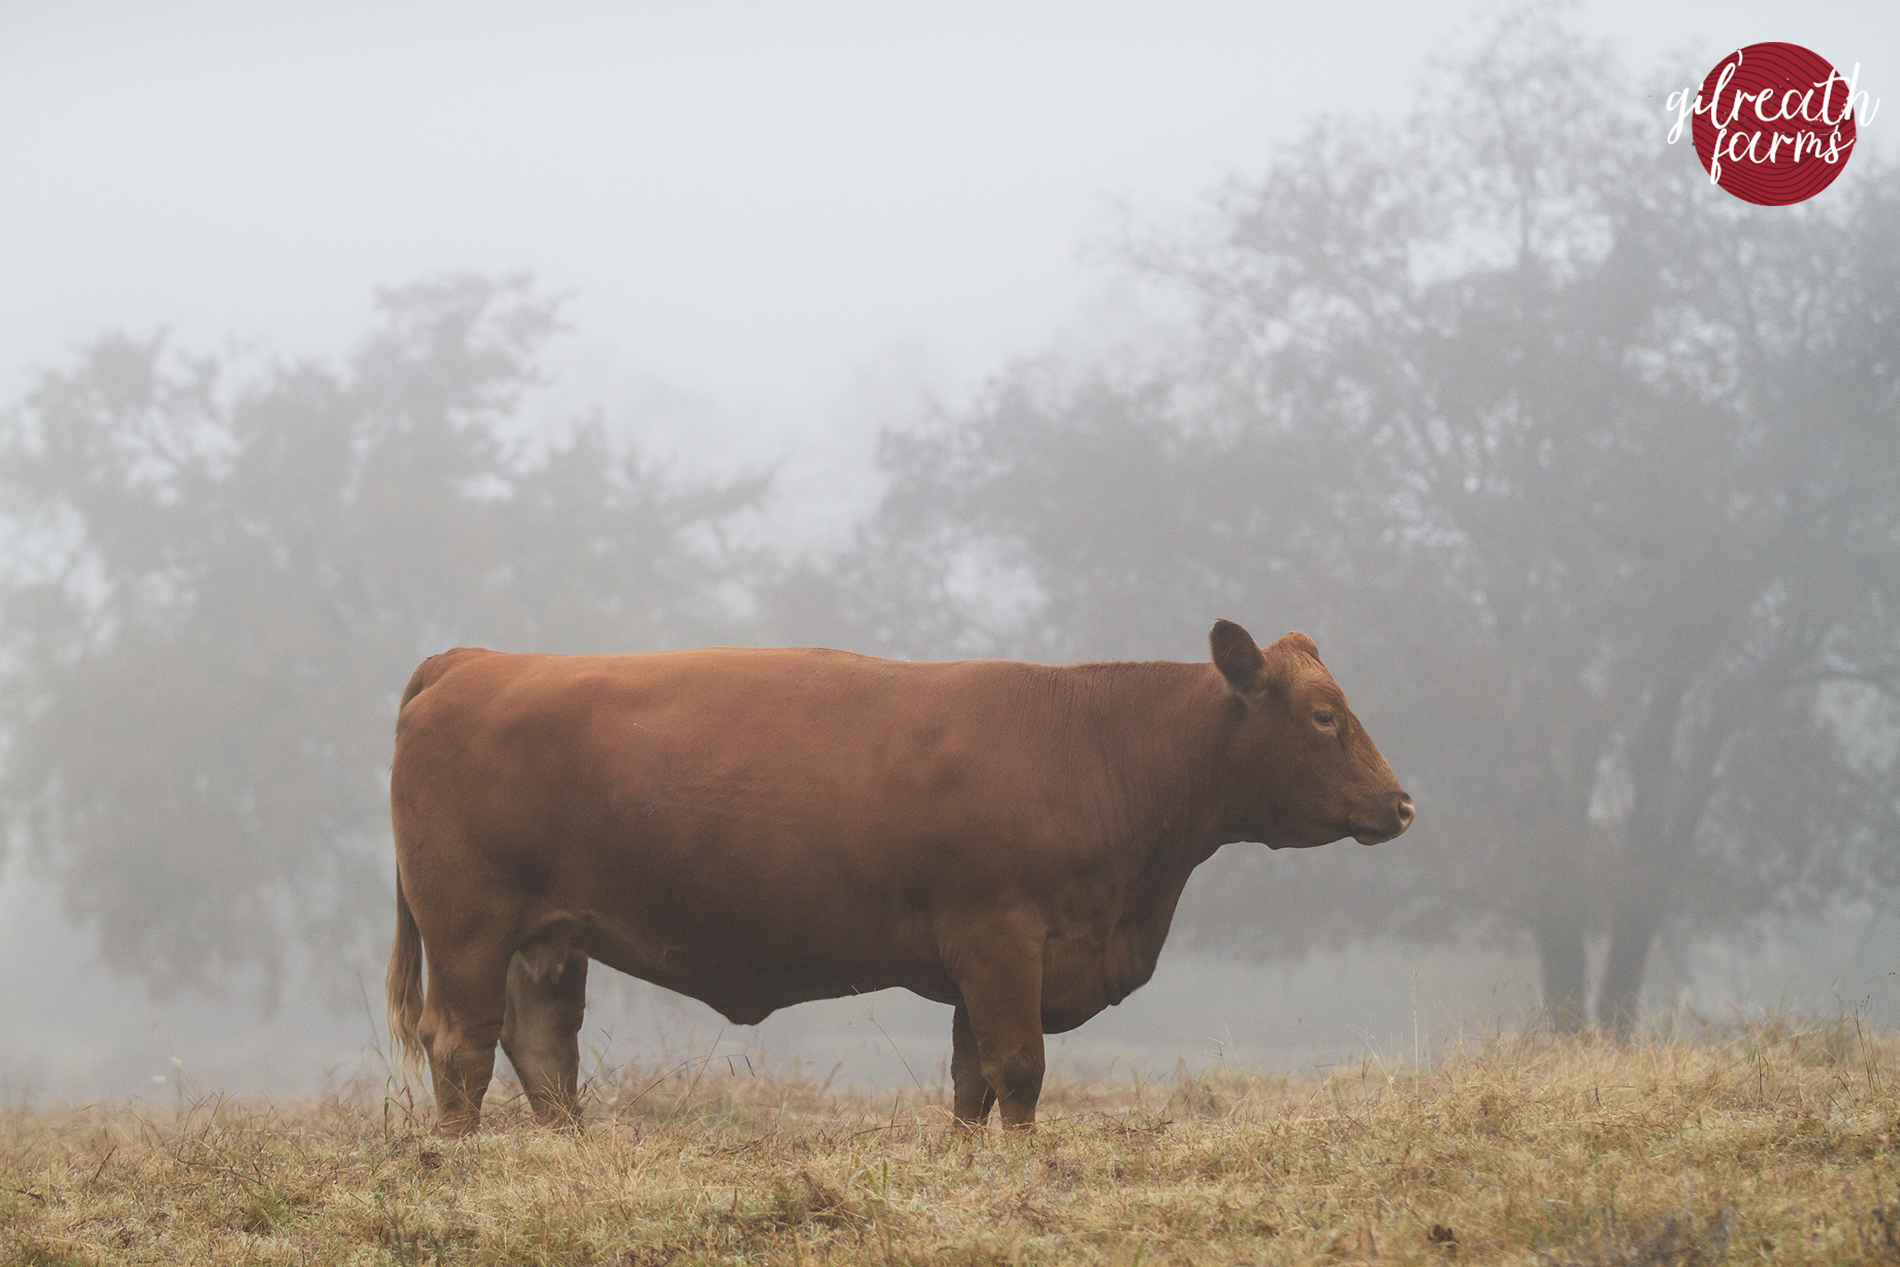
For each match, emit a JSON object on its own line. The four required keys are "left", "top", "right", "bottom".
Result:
{"left": 5, "top": 1021, "right": 1900, "bottom": 1263}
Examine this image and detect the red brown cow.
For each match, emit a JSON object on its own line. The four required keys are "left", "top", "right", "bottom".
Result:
{"left": 386, "top": 620, "right": 1412, "bottom": 1133}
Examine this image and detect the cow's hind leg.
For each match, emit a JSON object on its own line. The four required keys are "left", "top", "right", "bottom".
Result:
{"left": 499, "top": 948, "right": 590, "bottom": 1129}
{"left": 951, "top": 1004, "right": 997, "bottom": 1125}
{"left": 417, "top": 944, "right": 511, "bottom": 1136}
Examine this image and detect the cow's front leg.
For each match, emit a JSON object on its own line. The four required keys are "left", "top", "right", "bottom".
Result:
{"left": 950, "top": 1003, "right": 996, "bottom": 1125}
{"left": 948, "top": 914, "right": 1047, "bottom": 1129}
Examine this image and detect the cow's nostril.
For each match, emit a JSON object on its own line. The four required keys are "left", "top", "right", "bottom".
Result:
{"left": 1394, "top": 793, "right": 1415, "bottom": 830}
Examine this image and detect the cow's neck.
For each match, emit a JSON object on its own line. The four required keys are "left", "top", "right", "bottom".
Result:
{"left": 1061, "top": 658, "right": 1231, "bottom": 857}
{"left": 1059, "top": 659, "right": 1233, "bottom": 953}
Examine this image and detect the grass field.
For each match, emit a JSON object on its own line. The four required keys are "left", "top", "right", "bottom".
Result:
{"left": 5, "top": 1020, "right": 1899, "bottom": 1265}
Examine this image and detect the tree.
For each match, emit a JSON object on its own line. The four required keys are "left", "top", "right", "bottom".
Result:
{"left": 790, "top": 9, "right": 1900, "bottom": 1025}
{"left": 0, "top": 275, "right": 759, "bottom": 1000}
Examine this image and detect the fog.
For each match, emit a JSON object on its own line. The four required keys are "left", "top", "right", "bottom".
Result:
{"left": 3, "top": 2, "right": 1898, "bottom": 1103}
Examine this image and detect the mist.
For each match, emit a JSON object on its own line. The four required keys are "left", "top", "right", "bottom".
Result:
{"left": 3, "top": 2, "right": 1898, "bottom": 1103}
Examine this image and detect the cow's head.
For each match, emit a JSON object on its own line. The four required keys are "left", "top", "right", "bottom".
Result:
{"left": 1210, "top": 619, "right": 1413, "bottom": 848}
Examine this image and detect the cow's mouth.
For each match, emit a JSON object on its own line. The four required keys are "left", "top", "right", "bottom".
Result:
{"left": 1351, "top": 792, "right": 1414, "bottom": 845}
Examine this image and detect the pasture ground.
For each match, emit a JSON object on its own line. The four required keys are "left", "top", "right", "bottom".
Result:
{"left": 4, "top": 1021, "right": 1899, "bottom": 1265}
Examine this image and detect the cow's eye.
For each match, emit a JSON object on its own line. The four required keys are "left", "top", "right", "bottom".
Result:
{"left": 1313, "top": 708, "right": 1336, "bottom": 726}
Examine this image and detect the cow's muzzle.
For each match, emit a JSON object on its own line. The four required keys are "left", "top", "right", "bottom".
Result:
{"left": 1353, "top": 791, "right": 1414, "bottom": 845}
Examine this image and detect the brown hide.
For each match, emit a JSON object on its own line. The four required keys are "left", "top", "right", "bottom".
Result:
{"left": 387, "top": 621, "right": 1411, "bottom": 1133}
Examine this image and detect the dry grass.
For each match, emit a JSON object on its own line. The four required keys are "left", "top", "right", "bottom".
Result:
{"left": 6, "top": 1020, "right": 1900, "bottom": 1265}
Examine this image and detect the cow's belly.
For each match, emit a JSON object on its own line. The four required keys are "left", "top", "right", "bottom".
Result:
{"left": 559, "top": 854, "right": 1165, "bottom": 1034}
{"left": 560, "top": 891, "right": 958, "bottom": 1027}
{"left": 547, "top": 874, "right": 1152, "bottom": 1033}
{"left": 582, "top": 906, "right": 1140, "bottom": 1033}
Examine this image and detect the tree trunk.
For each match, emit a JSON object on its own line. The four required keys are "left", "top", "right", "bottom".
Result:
{"left": 1533, "top": 913, "right": 1589, "bottom": 1033}
{"left": 1604, "top": 670, "right": 1692, "bottom": 1036}
{"left": 1597, "top": 905, "right": 1659, "bottom": 1036}
{"left": 1603, "top": 671, "right": 1744, "bottom": 1036}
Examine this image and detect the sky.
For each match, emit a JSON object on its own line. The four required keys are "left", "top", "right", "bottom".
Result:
{"left": 2, "top": 0, "right": 1898, "bottom": 1096}
{"left": 3, "top": 1, "right": 1895, "bottom": 490}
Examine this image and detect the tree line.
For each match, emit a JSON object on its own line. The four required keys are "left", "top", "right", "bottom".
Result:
{"left": 3, "top": 12, "right": 1896, "bottom": 1025}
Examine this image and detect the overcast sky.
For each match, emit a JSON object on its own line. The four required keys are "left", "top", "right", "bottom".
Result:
{"left": 3, "top": 1, "right": 1895, "bottom": 478}
{"left": 3, "top": 0, "right": 1897, "bottom": 1095}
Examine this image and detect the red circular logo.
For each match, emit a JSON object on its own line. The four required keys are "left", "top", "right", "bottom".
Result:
{"left": 1690, "top": 43, "right": 1857, "bottom": 205}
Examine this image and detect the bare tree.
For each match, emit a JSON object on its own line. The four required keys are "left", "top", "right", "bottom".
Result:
{"left": 0, "top": 276, "right": 759, "bottom": 999}
{"left": 797, "top": 9, "right": 1900, "bottom": 1026}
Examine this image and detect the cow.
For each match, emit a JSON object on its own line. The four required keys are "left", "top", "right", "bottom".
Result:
{"left": 386, "top": 620, "right": 1412, "bottom": 1134}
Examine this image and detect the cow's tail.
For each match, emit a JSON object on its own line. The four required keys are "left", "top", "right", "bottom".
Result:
{"left": 387, "top": 650, "right": 476, "bottom": 1081}
{"left": 386, "top": 869, "right": 427, "bottom": 1080}
{"left": 386, "top": 650, "right": 462, "bottom": 1079}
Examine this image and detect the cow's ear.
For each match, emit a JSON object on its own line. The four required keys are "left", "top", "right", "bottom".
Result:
{"left": 1210, "top": 619, "right": 1267, "bottom": 696}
